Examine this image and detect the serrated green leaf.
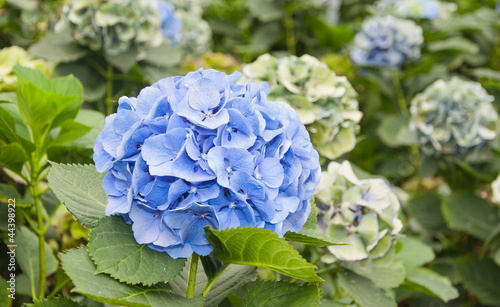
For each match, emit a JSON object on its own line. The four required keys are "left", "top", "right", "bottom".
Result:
{"left": 404, "top": 267, "right": 459, "bottom": 303}
{"left": 61, "top": 247, "right": 203, "bottom": 307}
{"left": 0, "top": 143, "right": 27, "bottom": 173}
{"left": 395, "top": 236, "right": 435, "bottom": 268}
{"left": 241, "top": 281, "right": 321, "bottom": 307}
{"left": 303, "top": 200, "right": 318, "bottom": 230}
{"left": 442, "top": 191, "right": 499, "bottom": 241}
{"left": 407, "top": 192, "right": 448, "bottom": 233}
{"left": 284, "top": 228, "right": 345, "bottom": 246}
{"left": 339, "top": 270, "right": 397, "bottom": 307}
{"left": 47, "top": 163, "right": 107, "bottom": 227}
{"left": 455, "top": 255, "right": 500, "bottom": 306}
{"left": 377, "top": 115, "right": 417, "bottom": 148}
{"left": 25, "top": 296, "right": 81, "bottom": 307}
{"left": 205, "top": 226, "right": 322, "bottom": 282}
{"left": 88, "top": 216, "right": 186, "bottom": 286}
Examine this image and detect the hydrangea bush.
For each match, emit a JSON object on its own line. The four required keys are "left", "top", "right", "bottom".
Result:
{"left": 172, "top": 0, "right": 212, "bottom": 57}
{"left": 351, "top": 16, "right": 423, "bottom": 67}
{"left": 243, "top": 54, "right": 362, "bottom": 160}
{"left": 93, "top": 68, "right": 321, "bottom": 258}
{"left": 410, "top": 77, "right": 499, "bottom": 157}
{"left": 56, "top": 0, "right": 182, "bottom": 56}
{"left": 315, "top": 161, "right": 402, "bottom": 262}
{"left": 375, "top": 0, "right": 441, "bottom": 19}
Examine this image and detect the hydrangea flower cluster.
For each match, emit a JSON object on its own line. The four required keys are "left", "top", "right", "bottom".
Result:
{"left": 350, "top": 16, "right": 423, "bottom": 67}
{"left": 315, "top": 161, "right": 402, "bottom": 262}
{"left": 93, "top": 69, "right": 321, "bottom": 259}
{"left": 375, "top": 0, "right": 440, "bottom": 19}
{"left": 0, "top": 46, "right": 51, "bottom": 92}
{"left": 243, "top": 54, "right": 362, "bottom": 160}
{"left": 410, "top": 77, "right": 498, "bottom": 157}
{"left": 171, "top": 0, "right": 212, "bottom": 57}
{"left": 57, "top": 0, "right": 182, "bottom": 56}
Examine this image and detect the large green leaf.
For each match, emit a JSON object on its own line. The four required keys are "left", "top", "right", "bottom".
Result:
{"left": 0, "top": 277, "right": 11, "bottom": 307}
{"left": 143, "top": 42, "right": 182, "bottom": 67}
{"left": 61, "top": 247, "right": 202, "bottom": 307}
{"left": 427, "top": 37, "right": 479, "bottom": 54}
{"left": 73, "top": 109, "right": 105, "bottom": 148}
{"left": 0, "top": 103, "right": 32, "bottom": 144}
{"left": 377, "top": 115, "right": 417, "bottom": 148}
{"left": 455, "top": 255, "right": 500, "bottom": 306}
{"left": 47, "top": 163, "right": 107, "bottom": 227}
{"left": 88, "top": 216, "right": 186, "bottom": 286}
{"left": 49, "top": 120, "right": 92, "bottom": 147}
{"left": 0, "top": 143, "right": 27, "bottom": 173}
{"left": 29, "top": 31, "right": 87, "bottom": 62}
{"left": 241, "top": 281, "right": 321, "bottom": 307}
{"left": 170, "top": 257, "right": 257, "bottom": 307}
{"left": 395, "top": 236, "right": 435, "bottom": 268}
{"left": 25, "top": 296, "right": 81, "bottom": 307}
{"left": 343, "top": 261, "right": 406, "bottom": 289}
{"left": 106, "top": 47, "right": 138, "bottom": 72}
{"left": 442, "top": 191, "right": 499, "bottom": 241}
{"left": 339, "top": 270, "right": 396, "bottom": 307}
{"left": 13, "top": 226, "right": 58, "bottom": 296}
{"left": 404, "top": 267, "right": 459, "bottom": 303}
{"left": 407, "top": 192, "right": 448, "bottom": 233}
{"left": 205, "top": 226, "right": 322, "bottom": 282}
{"left": 284, "top": 228, "right": 345, "bottom": 246}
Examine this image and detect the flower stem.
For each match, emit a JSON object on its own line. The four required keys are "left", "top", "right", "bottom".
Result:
{"left": 186, "top": 253, "right": 199, "bottom": 299}
{"left": 105, "top": 63, "right": 114, "bottom": 115}
{"left": 284, "top": 10, "right": 296, "bottom": 56}
{"left": 448, "top": 156, "right": 492, "bottom": 182}
{"left": 201, "top": 263, "right": 230, "bottom": 297}
{"left": 391, "top": 69, "right": 408, "bottom": 116}
{"left": 30, "top": 182, "right": 46, "bottom": 299}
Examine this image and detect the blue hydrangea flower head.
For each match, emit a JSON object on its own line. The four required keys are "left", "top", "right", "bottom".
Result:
{"left": 152, "top": 0, "right": 183, "bottom": 43}
{"left": 94, "top": 69, "right": 321, "bottom": 259}
{"left": 350, "top": 16, "right": 423, "bottom": 67}
{"left": 375, "top": 0, "right": 440, "bottom": 19}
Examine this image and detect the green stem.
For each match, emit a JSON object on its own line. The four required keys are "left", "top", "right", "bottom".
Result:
{"left": 284, "top": 11, "right": 296, "bottom": 55}
{"left": 201, "top": 263, "right": 230, "bottom": 297}
{"left": 186, "top": 253, "right": 199, "bottom": 299}
{"left": 448, "top": 156, "right": 492, "bottom": 182}
{"left": 31, "top": 182, "right": 46, "bottom": 299}
{"left": 105, "top": 63, "right": 114, "bottom": 115}
{"left": 316, "top": 266, "right": 339, "bottom": 275}
{"left": 391, "top": 70, "right": 408, "bottom": 116}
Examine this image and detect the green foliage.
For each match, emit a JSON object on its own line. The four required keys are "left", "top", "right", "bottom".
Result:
{"left": 205, "top": 226, "right": 322, "bottom": 282}
{"left": 404, "top": 268, "right": 459, "bottom": 302}
{"left": 25, "top": 296, "right": 81, "bottom": 307}
{"left": 338, "top": 270, "right": 397, "bottom": 307}
{"left": 455, "top": 255, "right": 500, "bottom": 306}
{"left": 241, "top": 281, "right": 321, "bottom": 307}
{"left": 284, "top": 228, "right": 345, "bottom": 246}
{"left": 48, "top": 163, "right": 107, "bottom": 228}
{"left": 88, "top": 216, "right": 186, "bottom": 286}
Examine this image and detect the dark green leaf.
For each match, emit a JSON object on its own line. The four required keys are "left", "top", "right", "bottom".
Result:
{"left": 0, "top": 143, "right": 27, "bottom": 173}
{"left": 395, "top": 236, "right": 435, "bottom": 268}
{"left": 284, "top": 228, "right": 345, "bottom": 246}
{"left": 407, "top": 192, "right": 448, "bottom": 233}
{"left": 241, "top": 281, "right": 321, "bottom": 307}
{"left": 377, "top": 115, "right": 416, "bottom": 148}
{"left": 25, "top": 296, "right": 81, "bottom": 307}
{"left": 339, "top": 270, "right": 397, "bottom": 307}
{"left": 106, "top": 47, "right": 138, "bottom": 73}
{"left": 404, "top": 267, "right": 459, "bottom": 303}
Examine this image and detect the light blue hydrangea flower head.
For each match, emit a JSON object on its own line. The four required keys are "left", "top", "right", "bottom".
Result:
{"left": 410, "top": 77, "right": 498, "bottom": 157}
{"left": 375, "top": 0, "right": 440, "bottom": 19}
{"left": 56, "top": 0, "right": 182, "bottom": 56}
{"left": 315, "top": 161, "right": 402, "bottom": 262}
{"left": 351, "top": 16, "right": 423, "bottom": 67}
{"left": 93, "top": 69, "right": 321, "bottom": 259}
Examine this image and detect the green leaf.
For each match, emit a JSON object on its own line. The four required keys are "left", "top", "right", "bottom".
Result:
{"left": 61, "top": 247, "right": 202, "bottom": 307}
{"left": 442, "top": 191, "right": 499, "bottom": 241}
{"left": 0, "top": 143, "right": 27, "bottom": 173}
{"left": 343, "top": 261, "right": 406, "bottom": 289}
{"left": 13, "top": 226, "right": 58, "bottom": 296}
{"left": 303, "top": 200, "right": 318, "bottom": 230}
{"left": 241, "top": 281, "right": 321, "bottom": 307}
{"left": 0, "top": 92, "right": 16, "bottom": 103}
{"left": 404, "top": 267, "right": 459, "bottom": 303}
{"left": 25, "top": 296, "right": 81, "bottom": 307}
{"left": 72, "top": 109, "right": 105, "bottom": 148}
{"left": 47, "top": 163, "right": 107, "bottom": 227}
{"left": 29, "top": 31, "right": 87, "bottom": 62}
{"left": 106, "top": 47, "right": 138, "bottom": 73}
{"left": 0, "top": 103, "right": 32, "bottom": 145}
{"left": 204, "top": 226, "right": 322, "bottom": 282}
{"left": 170, "top": 257, "right": 257, "bottom": 306}
{"left": 455, "top": 255, "right": 500, "bottom": 306}
{"left": 143, "top": 43, "right": 181, "bottom": 67}
{"left": 395, "top": 236, "right": 435, "bottom": 268}
{"left": 407, "top": 192, "right": 448, "bottom": 233}
{"left": 427, "top": 37, "right": 479, "bottom": 54}
{"left": 284, "top": 228, "right": 345, "bottom": 246}
{"left": 88, "top": 216, "right": 186, "bottom": 286}
{"left": 0, "top": 276, "right": 11, "bottom": 307}
{"left": 339, "top": 270, "right": 397, "bottom": 307}
{"left": 49, "top": 120, "right": 92, "bottom": 147}
{"left": 377, "top": 115, "right": 416, "bottom": 148}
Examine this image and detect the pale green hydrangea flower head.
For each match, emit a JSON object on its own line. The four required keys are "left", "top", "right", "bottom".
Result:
{"left": 410, "top": 77, "right": 498, "bottom": 157}
{"left": 315, "top": 161, "right": 403, "bottom": 262}
{"left": 57, "top": 0, "right": 164, "bottom": 56}
{"left": 243, "top": 54, "right": 362, "bottom": 160}
{"left": 0, "top": 46, "right": 52, "bottom": 92}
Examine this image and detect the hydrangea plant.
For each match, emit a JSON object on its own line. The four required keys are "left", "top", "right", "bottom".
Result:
{"left": 0, "top": 46, "right": 51, "bottom": 92}
{"left": 315, "top": 161, "right": 402, "bottom": 262}
{"left": 56, "top": 0, "right": 182, "bottom": 56}
{"left": 350, "top": 16, "right": 423, "bottom": 67}
{"left": 93, "top": 68, "right": 321, "bottom": 259}
{"left": 172, "top": 0, "right": 212, "bottom": 57}
{"left": 409, "top": 77, "right": 499, "bottom": 157}
{"left": 375, "top": 0, "right": 441, "bottom": 19}
{"left": 243, "top": 54, "right": 362, "bottom": 160}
